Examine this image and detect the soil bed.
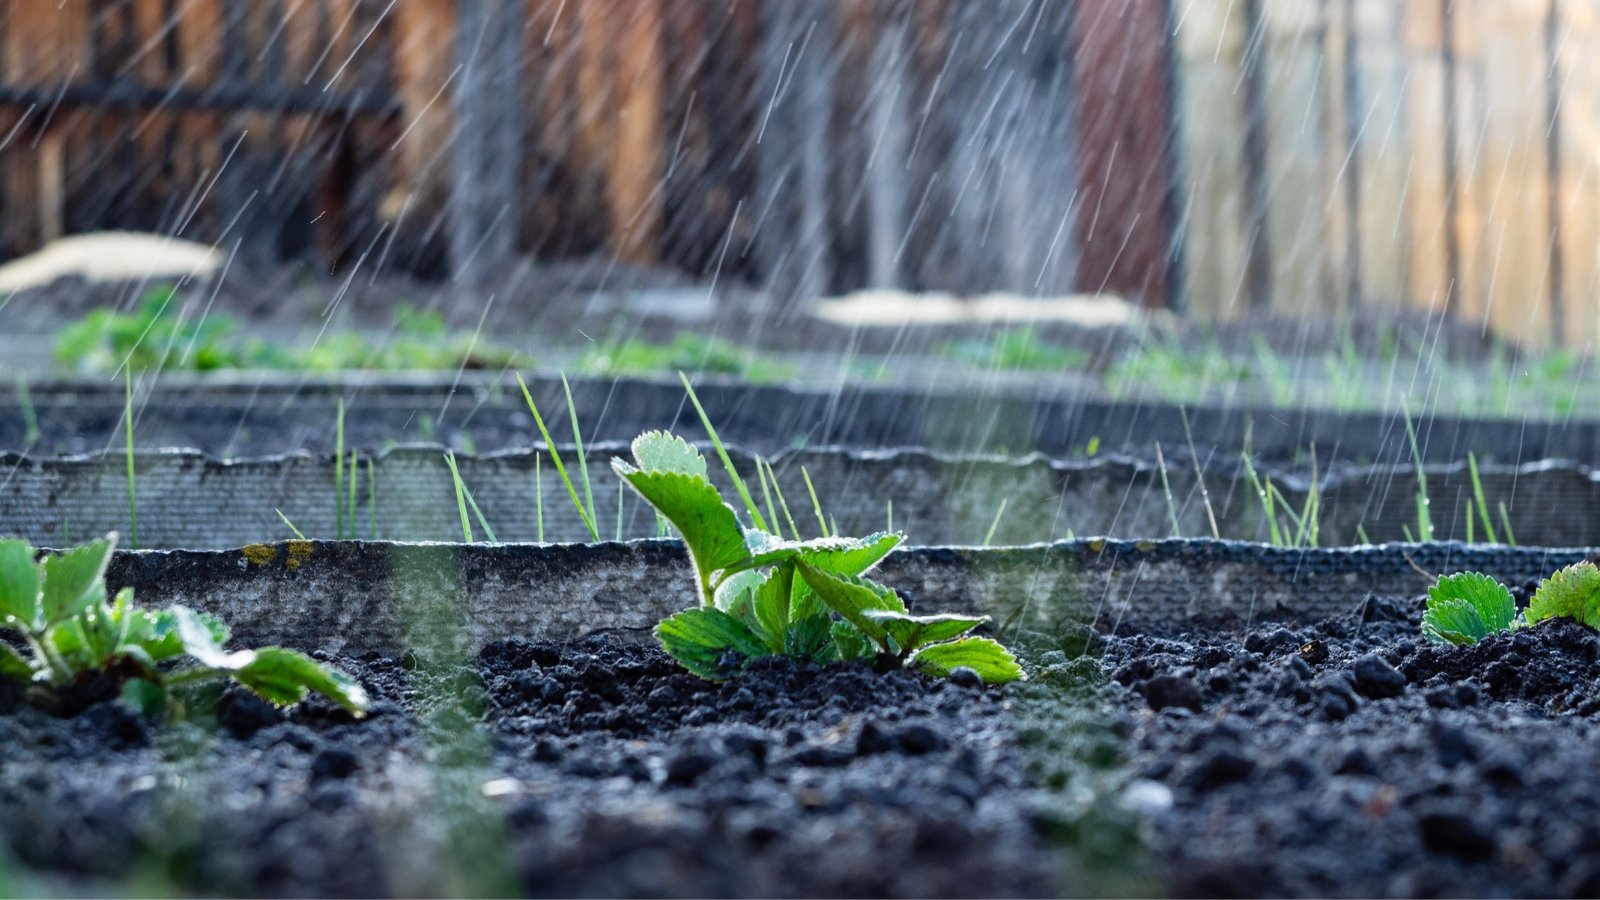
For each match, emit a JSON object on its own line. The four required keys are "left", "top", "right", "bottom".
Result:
{"left": 0, "top": 635, "right": 1057, "bottom": 897}
{"left": 1102, "top": 590, "right": 1600, "bottom": 897}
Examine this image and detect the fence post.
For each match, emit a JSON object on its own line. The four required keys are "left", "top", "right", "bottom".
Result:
{"left": 451, "top": 0, "right": 524, "bottom": 285}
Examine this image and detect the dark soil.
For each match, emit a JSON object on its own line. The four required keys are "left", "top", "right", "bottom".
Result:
{"left": 0, "top": 634, "right": 1057, "bottom": 897}
{"left": 1102, "top": 589, "right": 1600, "bottom": 897}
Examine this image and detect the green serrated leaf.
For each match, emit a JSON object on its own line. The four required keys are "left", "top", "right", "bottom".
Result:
{"left": 1426, "top": 571, "right": 1516, "bottom": 638}
{"left": 745, "top": 530, "right": 903, "bottom": 575}
{"left": 0, "top": 642, "right": 34, "bottom": 681}
{"left": 172, "top": 605, "right": 255, "bottom": 670}
{"left": 1421, "top": 597, "right": 1488, "bottom": 645}
{"left": 783, "top": 614, "right": 838, "bottom": 663}
{"left": 863, "top": 610, "right": 989, "bottom": 654}
{"left": 752, "top": 562, "right": 795, "bottom": 651}
{"left": 629, "top": 431, "right": 709, "bottom": 478}
{"left": 39, "top": 535, "right": 114, "bottom": 627}
{"left": 831, "top": 619, "right": 872, "bottom": 662}
{"left": 1529, "top": 561, "right": 1600, "bottom": 627}
{"left": 234, "top": 648, "right": 370, "bottom": 715}
{"left": 612, "top": 464, "right": 752, "bottom": 602}
{"left": 655, "top": 607, "right": 769, "bottom": 680}
{"left": 908, "top": 637, "right": 1024, "bottom": 683}
{"left": 0, "top": 539, "right": 41, "bottom": 630}
{"left": 714, "top": 569, "right": 767, "bottom": 616}
{"left": 794, "top": 563, "right": 906, "bottom": 648}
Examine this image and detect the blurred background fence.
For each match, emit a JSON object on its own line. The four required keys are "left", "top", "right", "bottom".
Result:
{"left": 0, "top": 0, "right": 1593, "bottom": 348}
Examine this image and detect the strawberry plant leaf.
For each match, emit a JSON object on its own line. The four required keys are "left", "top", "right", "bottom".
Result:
{"left": 612, "top": 464, "right": 751, "bottom": 602}
{"left": 0, "top": 538, "right": 40, "bottom": 629}
{"left": 0, "top": 643, "right": 32, "bottom": 681}
{"left": 831, "top": 620, "right": 872, "bottom": 662}
{"left": 1421, "top": 597, "right": 1489, "bottom": 646}
{"left": 1529, "top": 561, "right": 1600, "bottom": 627}
{"left": 39, "top": 535, "right": 114, "bottom": 626}
{"left": 172, "top": 605, "right": 256, "bottom": 669}
{"left": 744, "top": 530, "right": 903, "bottom": 575}
{"left": 234, "top": 648, "right": 370, "bottom": 715}
{"left": 783, "top": 613, "right": 838, "bottom": 663}
{"left": 794, "top": 563, "right": 906, "bottom": 648}
{"left": 907, "top": 637, "right": 1023, "bottom": 683}
{"left": 863, "top": 610, "right": 989, "bottom": 654}
{"left": 629, "top": 430, "right": 709, "bottom": 478}
{"left": 655, "top": 607, "right": 770, "bottom": 680}
{"left": 1423, "top": 571, "right": 1516, "bottom": 643}
{"left": 752, "top": 562, "right": 795, "bottom": 651}
{"left": 714, "top": 569, "right": 768, "bottom": 616}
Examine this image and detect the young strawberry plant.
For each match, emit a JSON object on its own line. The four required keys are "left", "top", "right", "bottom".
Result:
{"left": 1422, "top": 561, "right": 1600, "bottom": 645}
{"left": 0, "top": 533, "right": 368, "bottom": 717}
{"left": 612, "top": 430, "right": 1021, "bottom": 683}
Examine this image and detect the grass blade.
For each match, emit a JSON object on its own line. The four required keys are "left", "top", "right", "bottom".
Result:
{"left": 276, "top": 509, "right": 307, "bottom": 540}
{"left": 561, "top": 374, "right": 597, "bottom": 537}
{"left": 335, "top": 400, "right": 345, "bottom": 540}
{"left": 124, "top": 369, "right": 137, "bottom": 550}
{"left": 1401, "top": 401, "right": 1433, "bottom": 542}
{"left": 348, "top": 449, "right": 359, "bottom": 538}
{"left": 1468, "top": 452, "right": 1498, "bottom": 544}
{"left": 679, "top": 372, "right": 769, "bottom": 532}
{"left": 1155, "top": 442, "right": 1180, "bottom": 538}
{"left": 536, "top": 452, "right": 545, "bottom": 542}
{"left": 801, "top": 466, "right": 830, "bottom": 537}
{"left": 1180, "top": 406, "right": 1220, "bottom": 539}
{"left": 1498, "top": 501, "right": 1518, "bottom": 547}
{"left": 756, "top": 456, "right": 781, "bottom": 536}
{"left": 367, "top": 457, "right": 377, "bottom": 539}
{"left": 764, "top": 459, "right": 801, "bottom": 540}
{"left": 516, "top": 373, "right": 598, "bottom": 540}
{"left": 982, "top": 498, "right": 1009, "bottom": 547}
{"left": 1240, "top": 451, "right": 1282, "bottom": 546}
{"left": 444, "top": 451, "right": 476, "bottom": 543}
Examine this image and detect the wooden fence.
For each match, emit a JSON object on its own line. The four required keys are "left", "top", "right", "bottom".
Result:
{"left": 0, "top": 1, "right": 1595, "bottom": 348}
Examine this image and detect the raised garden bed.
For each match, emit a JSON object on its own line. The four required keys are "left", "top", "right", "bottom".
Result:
{"left": 6, "top": 444, "right": 1600, "bottom": 548}
{"left": 3, "top": 373, "right": 1595, "bottom": 463}
{"left": 4, "top": 539, "right": 1597, "bottom": 895}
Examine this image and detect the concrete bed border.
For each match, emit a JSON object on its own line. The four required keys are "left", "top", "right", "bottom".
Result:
{"left": 2, "top": 372, "right": 1595, "bottom": 463}
{"left": 100, "top": 538, "right": 1590, "bottom": 656}
{"left": 7, "top": 445, "right": 1600, "bottom": 548}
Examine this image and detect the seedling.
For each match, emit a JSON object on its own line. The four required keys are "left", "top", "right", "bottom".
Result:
{"left": 0, "top": 533, "right": 367, "bottom": 717}
{"left": 613, "top": 430, "right": 1021, "bottom": 684}
{"left": 1422, "top": 561, "right": 1600, "bottom": 645}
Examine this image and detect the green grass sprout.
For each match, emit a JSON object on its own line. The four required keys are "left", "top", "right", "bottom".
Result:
{"left": 1468, "top": 452, "right": 1498, "bottom": 544}
{"left": 444, "top": 451, "right": 496, "bottom": 543}
{"left": 983, "top": 498, "right": 1009, "bottom": 547}
{"left": 516, "top": 373, "right": 598, "bottom": 540}
{"left": 276, "top": 509, "right": 308, "bottom": 540}
{"left": 124, "top": 369, "right": 138, "bottom": 550}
